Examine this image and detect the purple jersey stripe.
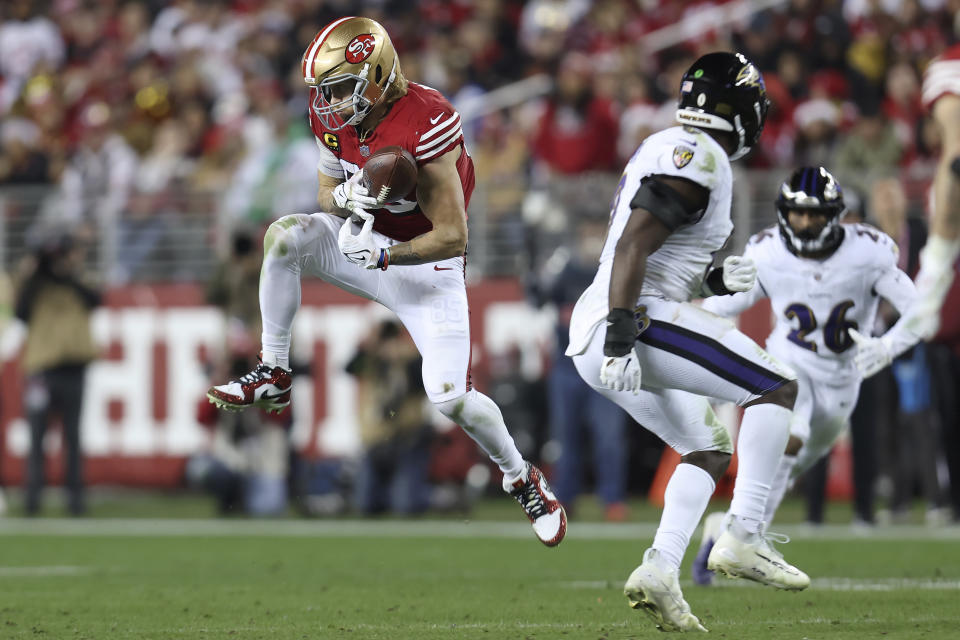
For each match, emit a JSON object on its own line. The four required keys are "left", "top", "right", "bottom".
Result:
{"left": 640, "top": 321, "right": 789, "bottom": 396}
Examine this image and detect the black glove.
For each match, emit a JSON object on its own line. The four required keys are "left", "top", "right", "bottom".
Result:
{"left": 604, "top": 308, "right": 640, "bottom": 357}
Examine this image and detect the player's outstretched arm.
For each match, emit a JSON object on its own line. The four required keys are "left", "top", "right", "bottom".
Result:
{"left": 850, "top": 266, "right": 922, "bottom": 378}
{"left": 700, "top": 248, "right": 764, "bottom": 317}
{"left": 931, "top": 95, "right": 960, "bottom": 242}
{"left": 701, "top": 283, "right": 763, "bottom": 318}
{"left": 877, "top": 266, "right": 924, "bottom": 356}
{"left": 386, "top": 148, "right": 467, "bottom": 265}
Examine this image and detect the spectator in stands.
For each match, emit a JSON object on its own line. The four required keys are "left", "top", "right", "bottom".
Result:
{"left": 531, "top": 52, "right": 619, "bottom": 177}
{"left": 15, "top": 226, "right": 99, "bottom": 516}
{"left": 56, "top": 101, "right": 137, "bottom": 282}
{"left": 0, "top": 117, "right": 51, "bottom": 184}
{"left": 0, "top": 0, "right": 64, "bottom": 113}
{"left": 113, "top": 120, "right": 190, "bottom": 283}
{"left": 346, "top": 320, "right": 432, "bottom": 516}
{"left": 792, "top": 97, "right": 840, "bottom": 167}
{"left": 883, "top": 62, "right": 923, "bottom": 160}
{"left": 834, "top": 101, "right": 903, "bottom": 191}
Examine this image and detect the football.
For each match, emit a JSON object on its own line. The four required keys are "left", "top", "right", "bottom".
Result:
{"left": 361, "top": 146, "right": 418, "bottom": 204}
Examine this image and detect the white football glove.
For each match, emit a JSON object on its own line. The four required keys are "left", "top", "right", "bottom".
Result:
{"left": 337, "top": 212, "right": 382, "bottom": 269}
{"left": 332, "top": 171, "right": 380, "bottom": 215}
{"left": 848, "top": 329, "right": 893, "bottom": 378}
{"left": 599, "top": 351, "right": 642, "bottom": 394}
{"left": 722, "top": 255, "right": 757, "bottom": 293}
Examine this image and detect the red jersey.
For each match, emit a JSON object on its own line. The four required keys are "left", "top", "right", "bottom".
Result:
{"left": 922, "top": 43, "right": 960, "bottom": 111}
{"left": 309, "top": 82, "right": 474, "bottom": 242}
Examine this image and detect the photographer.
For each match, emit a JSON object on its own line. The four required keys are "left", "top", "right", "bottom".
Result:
{"left": 346, "top": 320, "right": 432, "bottom": 516}
{"left": 14, "top": 228, "right": 100, "bottom": 516}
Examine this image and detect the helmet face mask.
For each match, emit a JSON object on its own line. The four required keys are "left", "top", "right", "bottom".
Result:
{"left": 776, "top": 166, "right": 847, "bottom": 257}
{"left": 302, "top": 17, "right": 401, "bottom": 131}
{"left": 312, "top": 72, "right": 373, "bottom": 130}
{"left": 676, "top": 52, "right": 770, "bottom": 160}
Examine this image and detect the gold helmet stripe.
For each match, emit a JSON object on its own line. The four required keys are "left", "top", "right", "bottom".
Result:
{"left": 302, "top": 15, "right": 355, "bottom": 83}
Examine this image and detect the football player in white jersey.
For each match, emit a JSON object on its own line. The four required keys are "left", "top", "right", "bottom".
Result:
{"left": 566, "top": 52, "right": 808, "bottom": 633}
{"left": 693, "top": 167, "right": 923, "bottom": 585}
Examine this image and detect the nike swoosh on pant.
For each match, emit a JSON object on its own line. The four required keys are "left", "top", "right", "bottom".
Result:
{"left": 434, "top": 265, "right": 454, "bottom": 271}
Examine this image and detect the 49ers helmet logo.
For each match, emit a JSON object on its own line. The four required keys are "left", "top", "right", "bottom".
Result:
{"left": 345, "top": 34, "right": 376, "bottom": 63}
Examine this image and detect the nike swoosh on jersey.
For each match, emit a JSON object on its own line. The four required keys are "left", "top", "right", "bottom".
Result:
{"left": 429, "top": 113, "right": 443, "bottom": 124}
{"left": 434, "top": 265, "right": 454, "bottom": 271}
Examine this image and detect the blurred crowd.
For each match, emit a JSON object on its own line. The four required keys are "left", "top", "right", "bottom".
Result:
{"left": 1, "top": 0, "right": 958, "bottom": 245}
{"left": 1, "top": 0, "right": 960, "bottom": 523}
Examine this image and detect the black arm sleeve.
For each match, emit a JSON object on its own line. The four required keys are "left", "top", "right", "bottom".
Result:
{"left": 703, "top": 267, "right": 733, "bottom": 296}
{"left": 629, "top": 175, "right": 709, "bottom": 231}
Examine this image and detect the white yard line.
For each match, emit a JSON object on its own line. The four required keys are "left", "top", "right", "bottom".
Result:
{"left": 0, "top": 518, "right": 959, "bottom": 541}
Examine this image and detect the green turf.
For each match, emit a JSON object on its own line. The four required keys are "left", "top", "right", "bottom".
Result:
{"left": 1, "top": 523, "right": 958, "bottom": 639}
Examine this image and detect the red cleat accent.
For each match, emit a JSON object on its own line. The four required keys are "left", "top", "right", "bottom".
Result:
{"left": 207, "top": 359, "right": 292, "bottom": 414}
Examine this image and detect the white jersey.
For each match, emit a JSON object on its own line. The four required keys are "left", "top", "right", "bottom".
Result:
{"left": 567, "top": 126, "right": 733, "bottom": 356}
{"left": 703, "top": 223, "right": 920, "bottom": 384}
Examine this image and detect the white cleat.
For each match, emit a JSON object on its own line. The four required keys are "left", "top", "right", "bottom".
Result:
{"left": 707, "top": 525, "right": 810, "bottom": 591}
{"left": 503, "top": 462, "right": 567, "bottom": 547}
{"left": 624, "top": 549, "right": 708, "bottom": 633}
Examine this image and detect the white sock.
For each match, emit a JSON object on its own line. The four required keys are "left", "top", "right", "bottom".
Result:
{"left": 763, "top": 454, "right": 797, "bottom": 526}
{"left": 730, "top": 403, "right": 791, "bottom": 533}
{"left": 435, "top": 389, "right": 526, "bottom": 480}
{"left": 261, "top": 350, "right": 289, "bottom": 370}
{"left": 652, "top": 463, "right": 715, "bottom": 570}
{"left": 913, "top": 234, "right": 960, "bottom": 316}
{"left": 259, "top": 223, "right": 303, "bottom": 371}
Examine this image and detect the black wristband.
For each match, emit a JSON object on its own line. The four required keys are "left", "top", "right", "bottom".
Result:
{"left": 604, "top": 308, "right": 639, "bottom": 357}
{"left": 704, "top": 267, "right": 732, "bottom": 296}
{"left": 951, "top": 156, "right": 960, "bottom": 179}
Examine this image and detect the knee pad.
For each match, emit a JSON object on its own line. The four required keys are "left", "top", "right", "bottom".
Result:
{"left": 264, "top": 216, "right": 302, "bottom": 262}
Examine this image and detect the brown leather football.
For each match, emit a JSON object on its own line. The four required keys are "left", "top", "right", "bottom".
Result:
{"left": 361, "top": 146, "right": 418, "bottom": 203}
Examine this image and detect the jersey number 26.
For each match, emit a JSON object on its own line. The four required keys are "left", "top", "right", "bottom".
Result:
{"left": 784, "top": 300, "right": 858, "bottom": 354}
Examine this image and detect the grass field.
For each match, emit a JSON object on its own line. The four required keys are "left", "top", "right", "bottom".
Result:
{"left": 2, "top": 508, "right": 959, "bottom": 639}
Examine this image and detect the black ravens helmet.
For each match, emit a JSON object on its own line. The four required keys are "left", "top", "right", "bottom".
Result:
{"left": 676, "top": 52, "right": 770, "bottom": 160}
{"left": 776, "top": 166, "right": 847, "bottom": 257}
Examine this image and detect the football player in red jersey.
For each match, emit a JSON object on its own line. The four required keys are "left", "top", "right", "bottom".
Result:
{"left": 207, "top": 16, "right": 565, "bottom": 546}
{"left": 913, "top": 44, "right": 960, "bottom": 338}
